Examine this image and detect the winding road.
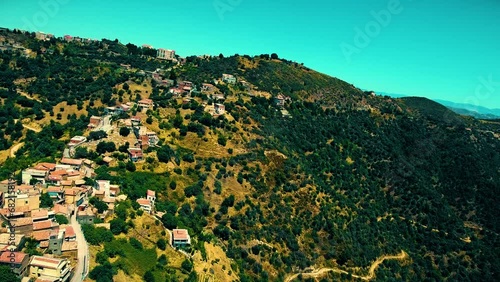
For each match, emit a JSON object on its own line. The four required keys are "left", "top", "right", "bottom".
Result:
{"left": 285, "top": 251, "right": 408, "bottom": 282}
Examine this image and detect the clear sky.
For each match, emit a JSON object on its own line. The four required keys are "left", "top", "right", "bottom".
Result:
{"left": 1, "top": 0, "right": 500, "bottom": 108}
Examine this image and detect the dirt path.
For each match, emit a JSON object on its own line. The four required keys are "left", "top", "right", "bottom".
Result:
{"left": 23, "top": 124, "right": 42, "bottom": 132}
{"left": 285, "top": 250, "right": 408, "bottom": 282}
{"left": 13, "top": 119, "right": 42, "bottom": 133}
{"left": 17, "top": 89, "right": 42, "bottom": 102}
{"left": 10, "top": 142, "right": 24, "bottom": 158}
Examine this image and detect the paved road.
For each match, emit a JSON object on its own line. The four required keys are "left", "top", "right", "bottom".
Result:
{"left": 70, "top": 208, "right": 89, "bottom": 282}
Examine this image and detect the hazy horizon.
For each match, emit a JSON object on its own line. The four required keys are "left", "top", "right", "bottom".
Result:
{"left": 1, "top": 0, "right": 499, "bottom": 108}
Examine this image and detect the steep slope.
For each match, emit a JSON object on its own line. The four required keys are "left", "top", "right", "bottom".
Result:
{"left": 0, "top": 29, "right": 499, "bottom": 281}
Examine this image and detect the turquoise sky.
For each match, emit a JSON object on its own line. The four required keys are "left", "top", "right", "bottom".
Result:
{"left": 1, "top": 0, "right": 500, "bottom": 108}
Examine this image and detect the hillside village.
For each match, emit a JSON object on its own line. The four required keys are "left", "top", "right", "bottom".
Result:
{"left": 0, "top": 29, "right": 277, "bottom": 282}
{"left": 1, "top": 27, "right": 499, "bottom": 282}
{"left": 0, "top": 26, "right": 302, "bottom": 282}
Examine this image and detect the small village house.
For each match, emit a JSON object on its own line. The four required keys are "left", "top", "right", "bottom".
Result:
{"left": 29, "top": 255, "right": 72, "bottom": 282}
{"left": 127, "top": 148, "right": 144, "bottom": 162}
{"left": 136, "top": 198, "right": 152, "bottom": 214}
{"left": 0, "top": 251, "right": 29, "bottom": 278}
{"left": 171, "top": 229, "right": 191, "bottom": 248}
{"left": 87, "top": 116, "right": 103, "bottom": 130}
{"left": 222, "top": 73, "right": 236, "bottom": 84}
{"left": 137, "top": 99, "right": 154, "bottom": 110}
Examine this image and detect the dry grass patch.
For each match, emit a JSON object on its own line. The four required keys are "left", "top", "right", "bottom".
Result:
{"left": 193, "top": 242, "right": 239, "bottom": 282}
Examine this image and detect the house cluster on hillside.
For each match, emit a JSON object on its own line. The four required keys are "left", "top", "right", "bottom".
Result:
{"left": 105, "top": 102, "right": 134, "bottom": 115}
{"left": 136, "top": 189, "right": 155, "bottom": 214}
{"left": 116, "top": 113, "right": 160, "bottom": 162}
{"left": 152, "top": 71, "right": 174, "bottom": 88}
{"left": 168, "top": 80, "right": 195, "bottom": 97}
{"left": 0, "top": 153, "right": 126, "bottom": 281}
{"left": 222, "top": 73, "right": 237, "bottom": 84}
{"left": 0, "top": 36, "right": 28, "bottom": 55}
{"left": 35, "top": 32, "right": 54, "bottom": 41}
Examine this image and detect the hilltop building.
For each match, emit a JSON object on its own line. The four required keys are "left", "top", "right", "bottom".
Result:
{"left": 157, "top": 48, "right": 175, "bottom": 60}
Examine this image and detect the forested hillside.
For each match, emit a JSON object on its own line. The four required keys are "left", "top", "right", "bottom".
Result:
{"left": 0, "top": 29, "right": 498, "bottom": 281}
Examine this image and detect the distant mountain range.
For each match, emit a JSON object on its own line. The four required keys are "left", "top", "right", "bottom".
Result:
{"left": 375, "top": 91, "right": 500, "bottom": 119}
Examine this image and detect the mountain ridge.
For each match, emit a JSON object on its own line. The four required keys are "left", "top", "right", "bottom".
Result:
{"left": 374, "top": 91, "right": 500, "bottom": 119}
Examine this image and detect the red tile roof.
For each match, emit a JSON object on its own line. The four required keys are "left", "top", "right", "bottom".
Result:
{"left": 60, "top": 180, "right": 73, "bottom": 186}
{"left": 136, "top": 198, "right": 150, "bottom": 206}
{"left": 138, "top": 99, "right": 153, "bottom": 105}
{"left": 0, "top": 251, "right": 26, "bottom": 264}
{"left": 66, "top": 170, "right": 80, "bottom": 177}
{"left": 12, "top": 217, "right": 33, "bottom": 227}
{"left": 61, "top": 241, "right": 78, "bottom": 251}
{"left": 47, "top": 186, "right": 63, "bottom": 192}
{"left": 60, "top": 158, "right": 83, "bottom": 166}
{"left": 173, "top": 229, "right": 190, "bottom": 240}
{"left": 64, "top": 188, "right": 78, "bottom": 196}
{"left": 33, "top": 220, "right": 55, "bottom": 231}
{"left": 31, "top": 209, "right": 48, "bottom": 219}
{"left": 32, "top": 230, "right": 51, "bottom": 241}
{"left": 52, "top": 204, "right": 69, "bottom": 215}
{"left": 128, "top": 148, "right": 143, "bottom": 158}
{"left": 37, "top": 163, "right": 57, "bottom": 170}
{"left": 64, "top": 226, "right": 76, "bottom": 238}
{"left": 147, "top": 189, "right": 155, "bottom": 197}
{"left": 30, "top": 256, "right": 63, "bottom": 269}
{"left": 50, "top": 170, "right": 68, "bottom": 176}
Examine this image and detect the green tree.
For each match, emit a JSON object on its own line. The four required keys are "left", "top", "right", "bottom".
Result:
{"left": 143, "top": 270, "right": 155, "bottom": 282}
{"left": 110, "top": 218, "right": 127, "bottom": 235}
{"left": 40, "top": 192, "right": 53, "bottom": 208}
{"left": 126, "top": 161, "right": 136, "bottom": 172}
{"left": 0, "top": 265, "right": 20, "bottom": 282}
{"left": 181, "top": 259, "right": 193, "bottom": 273}
{"left": 217, "top": 134, "right": 227, "bottom": 146}
{"left": 161, "top": 213, "right": 178, "bottom": 229}
{"left": 88, "top": 130, "right": 107, "bottom": 141}
{"left": 119, "top": 127, "right": 130, "bottom": 136}
{"left": 96, "top": 141, "right": 116, "bottom": 154}
{"left": 157, "top": 145, "right": 174, "bottom": 163}
{"left": 157, "top": 238, "right": 167, "bottom": 250}
{"left": 157, "top": 254, "right": 168, "bottom": 266}
{"left": 89, "top": 262, "right": 114, "bottom": 282}
{"left": 95, "top": 251, "right": 109, "bottom": 264}
{"left": 55, "top": 214, "right": 69, "bottom": 224}
{"left": 115, "top": 203, "right": 128, "bottom": 220}
{"left": 90, "top": 197, "right": 109, "bottom": 213}
{"left": 129, "top": 237, "right": 143, "bottom": 250}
